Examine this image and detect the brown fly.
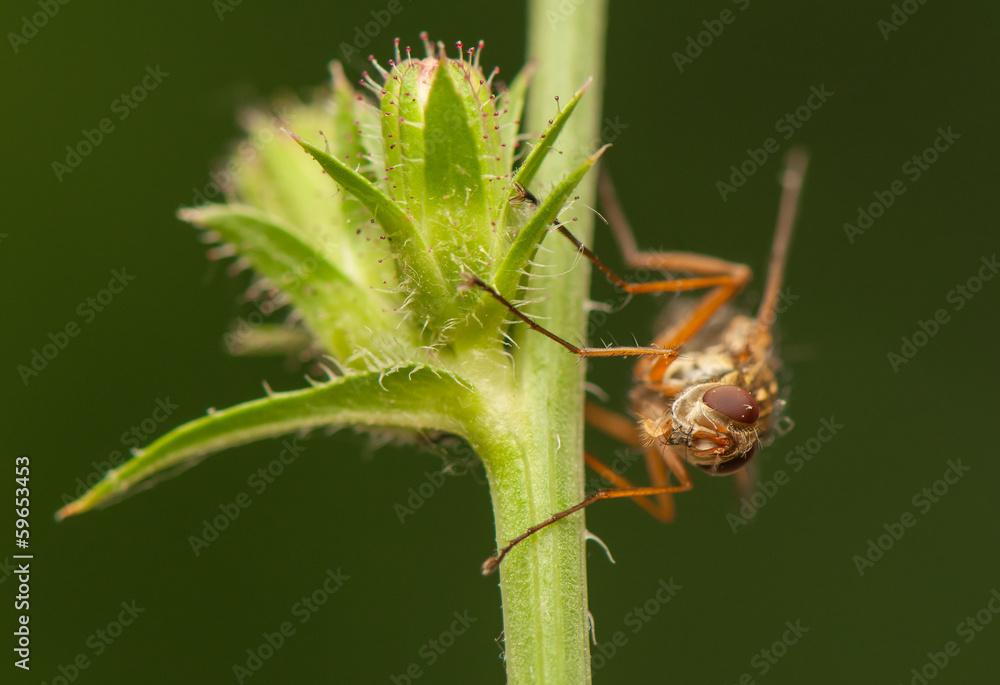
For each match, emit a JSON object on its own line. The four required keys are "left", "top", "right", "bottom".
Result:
{"left": 472, "top": 149, "right": 809, "bottom": 575}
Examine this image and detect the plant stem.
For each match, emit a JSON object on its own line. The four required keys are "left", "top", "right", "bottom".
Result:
{"left": 487, "top": 2, "right": 608, "bottom": 683}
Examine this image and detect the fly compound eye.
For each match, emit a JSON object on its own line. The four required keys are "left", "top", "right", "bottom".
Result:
{"left": 697, "top": 443, "right": 756, "bottom": 476}
{"left": 703, "top": 385, "right": 759, "bottom": 424}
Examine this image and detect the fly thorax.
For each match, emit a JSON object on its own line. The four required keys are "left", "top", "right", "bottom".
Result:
{"left": 662, "top": 347, "right": 733, "bottom": 385}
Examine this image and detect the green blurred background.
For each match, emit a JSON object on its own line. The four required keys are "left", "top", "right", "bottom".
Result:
{"left": 4, "top": 1, "right": 998, "bottom": 683}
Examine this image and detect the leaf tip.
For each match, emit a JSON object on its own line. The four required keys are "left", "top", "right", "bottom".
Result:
{"left": 54, "top": 499, "right": 85, "bottom": 521}
{"left": 329, "top": 60, "right": 349, "bottom": 90}
{"left": 592, "top": 143, "right": 612, "bottom": 160}
{"left": 177, "top": 207, "right": 202, "bottom": 223}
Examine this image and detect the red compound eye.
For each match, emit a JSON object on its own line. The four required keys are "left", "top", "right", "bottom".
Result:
{"left": 703, "top": 385, "right": 759, "bottom": 424}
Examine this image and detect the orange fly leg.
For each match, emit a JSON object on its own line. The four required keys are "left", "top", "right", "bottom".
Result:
{"left": 584, "top": 449, "right": 674, "bottom": 522}
{"left": 482, "top": 453, "right": 692, "bottom": 575}
{"left": 584, "top": 402, "right": 693, "bottom": 522}
{"left": 755, "top": 148, "right": 808, "bottom": 333}
{"left": 584, "top": 401, "right": 641, "bottom": 446}
{"left": 552, "top": 222, "right": 740, "bottom": 297}
{"left": 465, "top": 274, "right": 678, "bottom": 361}
{"left": 553, "top": 220, "right": 750, "bottom": 381}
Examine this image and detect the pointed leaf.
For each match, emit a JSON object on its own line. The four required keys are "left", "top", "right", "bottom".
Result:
{"left": 235, "top": 106, "right": 349, "bottom": 245}
{"left": 492, "top": 145, "right": 609, "bottom": 301}
{"left": 328, "top": 61, "right": 394, "bottom": 253}
{"left": 422, "top": 61, "right": 493, "bottom": 280}
{"left": 379, "top": 58, "right": 429, "bottom": 226}
{"left": 180, "top": 203, "right": 405, "bottom": 361}
{"left": 496, "top": 63, "right": 534, "bottom": 182}
{"left": 495, "top": 78, "right": 591, "bottom": 249}
{"left": 471, "top": 145, "right": 608, "bottom": 338}
{"left": 290, "top": 133, "right": 454, "bottom": 322}
{"left": 512, "top": 77, "right": 591, "bottom": 191}
{"left": 56, "top": 365, "right": 484, "bottom": 519}
{"left": 225, "top": 323, "right": 314, "bottom": 357}
{"left": 329, "top": 60, "right": 373, "bottom": 163}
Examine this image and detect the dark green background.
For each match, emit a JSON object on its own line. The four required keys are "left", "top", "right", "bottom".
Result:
{"left": 4, "top": 1, "right": 998, "bottom": 683}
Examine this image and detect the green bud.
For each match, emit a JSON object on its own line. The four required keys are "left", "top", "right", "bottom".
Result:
{"left": 375, "top": 38, "right": 511, "bottom": 292}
